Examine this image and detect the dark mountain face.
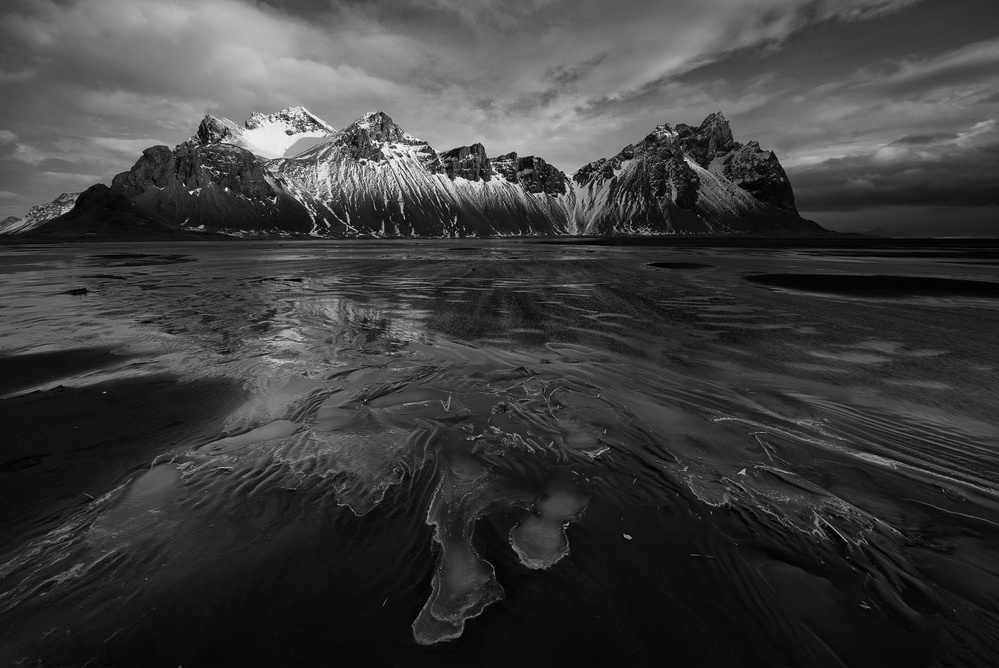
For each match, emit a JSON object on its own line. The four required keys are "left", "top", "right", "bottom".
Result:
{"left": 47, "top": 143, "right": 334, "bottom": 236}
{"left": 35, "top": 184, "right": 172, "bottom": 236}
{"left": 196, "top": 115, "right": 242, "bottom": 145}
{"left": 718, "top": 141, "right": 797, "bottom": 212}
{"left": 572, "top": 112, "right": 821, "bottom": 235}
{"left": 112, "top": 144, "right": 276, "bottom": 201}
{"left": 441, "top": 144, "right": 492, "bottom": 182}
{"left": 675, "top": 111, "right": 735, "bottom": 166}
{"left": 493, "top": 153, "right": 568, "bottom": 196}
{"left": 673, "top": 113, "right": 796, "bottom": 212}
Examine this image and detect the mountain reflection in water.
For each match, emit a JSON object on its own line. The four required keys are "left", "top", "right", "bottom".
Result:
{"left": 1, "top": 239, "right": 998, "bottom": 666}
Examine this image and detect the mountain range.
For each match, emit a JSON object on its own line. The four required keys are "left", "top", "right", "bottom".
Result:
{"left": 0, "top": 192, "right": 80, "bottom": 236}
{"left": 3, "top": 106, "right": 825, "bottom": 237}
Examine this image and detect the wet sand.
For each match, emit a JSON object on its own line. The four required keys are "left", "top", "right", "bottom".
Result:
{"left": 1, "top": 239, "right": 998, "bottom": 665}
{"left": 745, "top": 272, "right": 999, "bottom": 297}
{"left": 0, "top": 369, "right": 244, "bottom": 552}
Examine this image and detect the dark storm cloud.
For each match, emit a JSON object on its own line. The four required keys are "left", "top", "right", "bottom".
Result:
{"left": 888, "top": 132, "right": 958, "bottom": 146}
{"left": 792, "top": 122, "right": 999, "bottom": 211}
{"left": 796, "top": 161, "right": 999, "bottom": 210}
{"left": 0, "top": 0, "right": 996, "bottom": 235}
{"left": 814, "top": 206, "right": 999, "bottom": 237}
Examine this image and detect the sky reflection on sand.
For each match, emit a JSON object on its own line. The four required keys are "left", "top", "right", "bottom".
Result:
{"left": 1, "top": 240, "right": 998, "bottom": 665}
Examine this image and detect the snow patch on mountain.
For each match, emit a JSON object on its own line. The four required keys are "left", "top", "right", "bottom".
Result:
{"left": 271, "top": 111, "right": 574, "bottom": 237}
{"left": 195, "top": 106, "right": 334, "bottom": 159}
{"left": 0, "top": 192, "right": 80, "bottom": 236}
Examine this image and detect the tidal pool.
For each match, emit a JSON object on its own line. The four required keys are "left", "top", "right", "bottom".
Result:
{"left": 1, "top": 239, "right": 998, "bottom": 665}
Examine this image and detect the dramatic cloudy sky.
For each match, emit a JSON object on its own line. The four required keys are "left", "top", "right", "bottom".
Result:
{"left": 1, "top": 0, "right": 997, "bottom": 234}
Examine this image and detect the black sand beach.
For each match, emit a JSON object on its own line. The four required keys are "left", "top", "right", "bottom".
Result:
{"left": 1, "top": 239, "right": 998, "bottom": 665}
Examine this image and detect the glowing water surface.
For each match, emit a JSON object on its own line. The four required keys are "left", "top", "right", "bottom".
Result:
{"left": 1, "top": 239, "right": 998, "bottom": 665}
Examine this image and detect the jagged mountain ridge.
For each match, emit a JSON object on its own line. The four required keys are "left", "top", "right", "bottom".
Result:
{"left": 195, "top": 105, "right": 334, "bottom": 159}
{"left": 33, "top": 107, "right": 823, "bottom": 237}
{"left": 270, "top": 111, "right": 574, "bottom": 236}
{"left": 0, "top": 192, "right": 80, "bottom": 236}
{"left": 38, "top": 141, "right": 339, "bottom": 236}
{"left": 572, "top": 112, "right": 821, "bottom": 234}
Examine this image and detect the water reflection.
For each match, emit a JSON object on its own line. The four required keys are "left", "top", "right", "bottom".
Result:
{"left": 1, "top": 240, "right": 998, "bottom": 664}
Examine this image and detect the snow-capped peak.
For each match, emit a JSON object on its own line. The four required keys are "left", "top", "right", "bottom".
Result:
{"left": 244, "top": 106, "right": 334, "bottom": 135}
{"left": 194, "top": 106, "right": 335, "bottom": 159}
{"left": 352, "top": 110, "right": 392, "bottom": 129}
{"left": 343, "top": 111, "right": 411, "bottom": 143}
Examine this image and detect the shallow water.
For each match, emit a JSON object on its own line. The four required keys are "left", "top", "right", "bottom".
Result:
{"left": 1, "top": 239, "right": 999, "bottom": 665}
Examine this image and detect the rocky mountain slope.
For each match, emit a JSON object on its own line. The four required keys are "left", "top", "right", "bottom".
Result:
{"left": 0, "top": 192, "right": 80, "bottom": 236}
{"left": 26, "top": 107, "right": 823, "bottom": 238}
{"left": 572, "top": 112, "right": 823, "bottom": 234}
{"left": 270, "top": 111, "right": 574, "bottom": 236}
{"left": 37, "top": 140, "right": 337, "bottom": 236}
